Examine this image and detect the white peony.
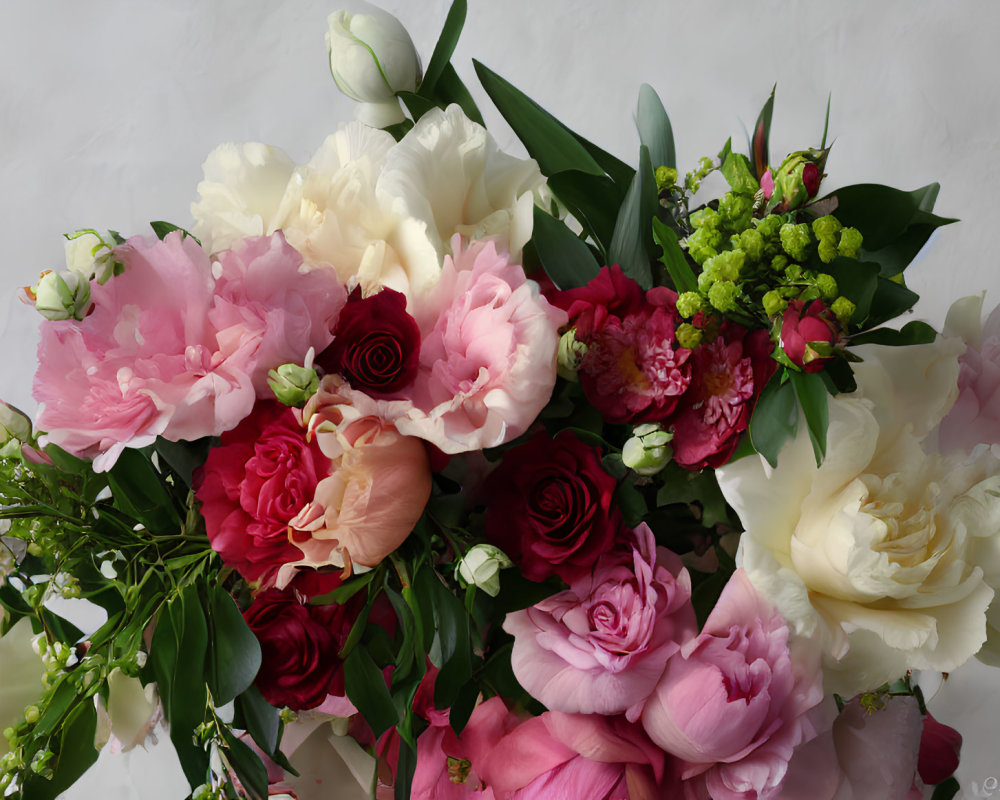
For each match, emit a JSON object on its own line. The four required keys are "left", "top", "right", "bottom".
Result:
{"left": 717, "top": 336, "right": 1000, "bottom": 697}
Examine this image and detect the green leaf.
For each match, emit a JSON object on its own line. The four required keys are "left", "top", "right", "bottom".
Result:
{"left": 720, "top": 148, "right": 758, "bottom": 194}
{"left": 652, "top": 217, "right": 697, "bottom": 293}
{"left": 207, "top": 585, "right": 261, "bottom": 706}
{"left": 573, "top": 134, "right": 635, "bottom": 193}
{"left": 433, "top": 64, "right": 485, "bottom": 126}
{"left": 430, "top": 579, "right": 472, "bottom": 709}
{"left": 929, "top": 778, "right": 960, "bottom": 800}
{"left": 107, "top": 447, "right": 181, "bottom": 534}
{"left": 824, "top": 183, "right": 957, "bottom": 276}
{"left": 866, "top": 276, "right": 920, "bottom": 328}
{"left": 397, "top": 90, "right": 438, "bottom": 122}
{"left": 153, "top": 437, "right": 212, "bottom": 488}
{"left": 419, "top": 0, "right": 466, "bottom": 96}
{"left": 394, "top": 735, "right": 418, "bottom": 800}
{"left": 749, "top": 85, "right": 775, "bottom": 179}
{"left": 547, "top": 171, "right": 619, "bottom": 256}
{"left": 789, "top": 370, "right": 829, "bottom": 465}
{"left": 21, "top": 699, "right": 99, "bottom": 800}
{"left": 473, "top": 60, "right": 604, "bottom": 177}
{"left": 690, "top": 569, "right": 729, "bottom": 629}
{"left": 237, "top": 685, "right": 280, "bottom": 756}
{"left": 849, "top": 320, "right": 937, "bottom": 347}
{"left": 609, "top": 146, "right": 657, "bottom": 289}
{"left": 448, "top": 678, "right": 480, "bottom": 736}
{"left": 820, "top": 92, "right": 832, "bottom": 150}
{"left": 344, "top": 646, "right": 398, "bottom": 739}
{"left": 150, "top": 220, "right": 201, "bottom": 245}
{"left": 636, "top": 84, "right": 676, "bottom": 170}
{"left": 530, "top": 205, "right": 601, "bottom": 290}
{"left": 614, "top": 479, "right": 647, "bottom": 529}
{"left": 220, "top": 725, "right": 269, "bottom": 800}
{"left": 749, "top": 371, "right": 798, "bottom": 468}
{"left": 823, "top": 257, "right": 879, "bottom": 325}
{"left": 655, "top": 463, "right": 730, "bottom": 528}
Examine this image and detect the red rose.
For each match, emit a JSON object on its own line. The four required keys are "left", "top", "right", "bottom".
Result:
{"left": 315, "top": 286, "right": 420, "bottom": 397}
{"left": 485, "top": 430, "right": 624, "bottom": 583}
{"left": 780, "top": 299, "right": 839, "bottom": 373}
{"left": 802, "top": 162, "right": 821, "bottom": 198}
{"left": 243, "top": 588, "right": 354, "bottom": 710}
{"left": 917, "top": 712, "right": 962, "bottom": 786}
{"left": 195, "top": 401, "right": 327, "bottom": 588}
{"left": 550, "top": 264, "right": 645, "bottom": 341}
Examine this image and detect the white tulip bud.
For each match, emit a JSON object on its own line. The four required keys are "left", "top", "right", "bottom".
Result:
{"left": 456, "top": 544, "right": 513, "bottom": 597}
{"left": 326, "top": 6, "right": 421, "bottom": 128}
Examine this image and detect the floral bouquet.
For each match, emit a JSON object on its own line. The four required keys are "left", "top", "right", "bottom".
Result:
{"left": 0, "top": 3, "right": 995, "bottom": 799}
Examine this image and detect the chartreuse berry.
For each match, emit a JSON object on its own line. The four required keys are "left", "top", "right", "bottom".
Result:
{"left": 676, "top": 292, "right": 703, "bottom": 319}
{"left": 838, "top": 227, "right": 863, "bottom": 258}
{"left": 831, "top": 296, "right": 856, "bottom": 326}
{"left": 708, "top": 280, "right": 739, "bottom": 313}
{"left": 762, "top": 289, "right": 788, "bottom": 317}
{"left": 779, "top": 222, "right": 812, "bottom": 261}
{"left": 814, "top": 273, "right": 838, "bottom": 301}
{"left": 675, "top": 323, "right": 703, "bottom": 349}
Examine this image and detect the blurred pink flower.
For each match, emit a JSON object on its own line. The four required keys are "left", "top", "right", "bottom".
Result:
{"left": 504, "top": 524, "right": 696, "bottom": 717}
{"left": 641, "top": 569, "right": 823, "bottom": 800}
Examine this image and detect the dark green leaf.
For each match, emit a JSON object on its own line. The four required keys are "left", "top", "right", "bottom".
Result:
{"left": 429, "top": 579, "right": 472, "bottom": 709}
{"left": 930, "top": 778, "right": 960, "bottom": 800}
{"left": 449, "top": 678, "right": 480, "bottom": 736}
{"left": 652, "top": 218, "right": 697, "bottom": 293}
{"left": 207, "top": 585, "right": 261, "bottom": 706}
{"left": 38, "top": 607, "right": 83, "bottom": 646}
{"left": 823, "top": 257, "right": 879, "bottom": 325}
{"left": 220, "top": 725, "right": 269, "bottom": 800}
{"left": 150, "top": 221, "right": 201, "bottom": 245}
{"left": 22, "top": 699, "right": 99, "bottom": 800}
{"left": 398, "top": 90, "right": 438, "bottom": 122}
{"left": 394, "top": 735, "right": 418, "bottom": 800}
{"left": 609, "top": 146, "right": 657, "bottom": 289}
{"left": 237, "top": 685, "right": 280, "bottom": 756}
{"left": 474, "top": 60, "right": 604, "bottom": 177}
{"left": 434, "top": 64, "right": 485, "bottom": 126}
{"left": 153, "top": 437, "right": 212, "bottom": 488}
{"left": 107, "top": 448, "right": 181, "bottom": 534}
{"left": 344, "top": 646, "right": 398, "bottom": 739}
{"left": 789, "top": 370, "right": 830, "bottom": 465}
{"left": 866, "top": 276, "right": 920, "bottom": 328}
{"left": 654, "top": 464, "right": 730, "bottom": 529}
{"left": 822, "top": 358, "right": 857, "bottom": 394}
{"left": 547, "top": 171, "right": 619, "bottom": 256}
{"left": 310, "top": 569, "right": 377, "bottom": 606}
{"left": 636, "top": 84, "right": 676, "bottom": 170}
{"left": 821, "top": 93, "right": 832, "bottom": 150}
{"left": 749, "top": 85, "right": 775, "bottom": 178}
{"left": 530, "top": 205, "right": 601, "bottom": 290}
{"left": 614, "top": 479, "right": 647, "bottom": 529}
{"left": 572, "top": 135, "right": 635, "bottom": 194}
{"left": 690, "top": 570, "right": 729, "bottom": 629}
{"left": 748, "top": 371, "right": 798, "bottom": 468}
{"left": 419, "top": 0, "right": 466, "bottom": 96}
{"left": 849, "top": 320, "right": 937, "bottom": 347}
{"left": 32, "top": 678, "right": 77, "bottom": 738}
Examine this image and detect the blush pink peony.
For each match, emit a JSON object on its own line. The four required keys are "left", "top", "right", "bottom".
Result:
{"left": 34, "top": 231, "right": 345, "bottom": 471}
{"left": 503, "top": 524, "right": 696, "bottom": 717}
{"left": 640, "top": 569, "right": 824, "bottom": 800}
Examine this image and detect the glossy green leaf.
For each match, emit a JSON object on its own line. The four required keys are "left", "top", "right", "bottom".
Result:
{"left": 398, "top": 90, "right": 438, "bottom": 122}
{"left": 430, "top": 580, "right": 472, "bottom": 709}
{"left": 448, "top": 678, "right": 480, "bottom": 736}
{"left": 867, "top": 276, "right": 920, "bottom": 328}
{"left": 208, "top": 585, "right": 261, "bottom": 706}
{"left": 720, "top": 148, "right": 758, "bottom": 194}
{"left": 789, "top": 370, "right": 829, "bottom": 465}
{"left": 547, "top": 171, "right": 619, "bottom": 256}
{"left": 614, "top": 479, "right": 647, "bottom": 528}
{"left": 748, "top": 371, "right": 798, "bottom": 468}
{"left": 474, "top": 60, "right": 604, "bottom": 177}
{"left": 654, "top": 463, "right": 730, "bottom": 529}
{"left": 394, "top": 735, "right": 418, "bottom": 800}
{"left": 691, "top": 569, "right": 729, "bottom": 629}
{"left": 434, "top": 64, "right": 485, "bottom": 126}
{"left": 849, "top": 320, "right": 937, "bottom": 347}
{"left": 153, "top": 437, "right": 212, "bottom": 488}
{"left": 531, "top": 205, "right": 601, "bottom": 290}
{"left": 238, "top": 685, "right": 280, "bottom": 757}
{"left": 652, "top": 217, "right": 697, "bottom": 293}
{"left": 930, "top": 777, "right": 960, "bottom": 800}
{"left": 823, "top": 257, "right": 879, "bottom": 325}
{"left": 749, "top": 85, "right": 775, "bottom": 178}
{"left": 22, "top": 699, "right": 99, "bottom": 800}
{"left": 636, "top": 83, "right": 676, "bottom": 170}
{"left": 573, "top": 133, "right": 635, "bottom": 193}
{"left": 344, "top": 646, "right": 398, "bottom": 739}
{"left": 609, "top": 146, "right": 656, "bottom": 289}
{"left": 107, "top": 447, "right": 181, "bottom": 534}
{"left": 150, "top": 220, "right": 200, "bottom": 245}
{"left": 419, "top": 0, "right": 466, "bottom": 96}
{"left": 220, "top": 725, "right": 269, "bottom": 800}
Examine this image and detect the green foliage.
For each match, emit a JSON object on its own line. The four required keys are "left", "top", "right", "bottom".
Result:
{"left": 530, "top": 204, "right": 601, "bottom": 290}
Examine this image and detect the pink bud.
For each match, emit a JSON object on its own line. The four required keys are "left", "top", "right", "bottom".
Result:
{"left": 918, "top": 712, "right": 962, "bottom": 786}
{"left": 760, "top": 169, "right": 774, "bottom": 200}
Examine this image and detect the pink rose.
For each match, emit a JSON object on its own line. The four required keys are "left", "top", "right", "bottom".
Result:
{"left": 34, "top": 231, "right": 345, "bottom": 470}
{"left": 641, "top": 569, "right": 823, "bottom": 800}
{"left": 778, "top": 299, "right": 839, "bottom": 373}
{"left": 195, "top": 401, "right": 327, "bottom": 587}
{"left": 504, "top": 524, "right": 696, "bottom": 717}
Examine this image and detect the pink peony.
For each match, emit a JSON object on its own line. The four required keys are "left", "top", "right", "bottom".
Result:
{"left": 195, "top": 401, "right": 327, "bottom": 587}
{"left": 503, "top": 524, "right": 696, "bottom": 717}
{"left": 779, "top": 299, "right": 838, "bottom": 374}
{"left": 640, "top": 569, "right": 824, "bottom": 800}
{"left": 34, "top": 231, "right": 345, "bottom": 470}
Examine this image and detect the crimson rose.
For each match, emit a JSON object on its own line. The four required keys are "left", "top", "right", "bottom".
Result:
{"left": 315, "top": 286, "right": 420, "bottom": 396}
{"left": 485, "top": 430, "right": 624, "bottom": 583}
{"left": 780, "top": 299, "right": 839, "bottom": 373}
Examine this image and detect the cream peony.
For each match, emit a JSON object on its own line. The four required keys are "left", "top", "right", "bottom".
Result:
{"left": 717, "top": 337, "right": 1000, "bottom": 697}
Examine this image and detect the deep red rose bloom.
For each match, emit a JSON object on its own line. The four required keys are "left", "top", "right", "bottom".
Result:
{"left": 669, "top": 325, "right": 775, "bottom": 470}
{"left": 550, "top": 264, "right": 645, "bottom": 341}
{"left": 780, "top": 299, "right": 839, "bottom": 373}
{"left": 195, "top": 401, "right": 327, "bottom": 588}
{"left": 485, "top": 430, "right": 624, "bottom": 583}
{"left": 243, "top": 588, "right": 356, "bottom": 710}
{"left": 315, "top": 286, "right": 420, "bottom": 397}
{"left": 917, "top": 712, "right": 962, "bottom": 786}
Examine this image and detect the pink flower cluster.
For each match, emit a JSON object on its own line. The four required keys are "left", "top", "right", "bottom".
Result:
{"left": 553, "top": 266, "right": 775, "bottom": 469}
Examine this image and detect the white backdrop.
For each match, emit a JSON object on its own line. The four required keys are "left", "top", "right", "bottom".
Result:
{"left": 1, "top": 2, "right": 999, "bottom": 797}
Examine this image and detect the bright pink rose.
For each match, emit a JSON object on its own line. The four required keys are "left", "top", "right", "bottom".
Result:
{"left": 641, "top": 569, "right": 824, "bottom": 800}
{"left": 550, "top": 265, "right": 646, "bottom": 341}
{"left": 195, "top": 401, "right": 327, "bottom": 587}
{"left": 34, "top": 231, "right": 345, "bottom": 470}
{"left": 938, "top": 295, "right": 1000, "bottom": 453}
{"left": 484, "top": 429, "right": 624, "bottom": 584}
{"left": 779, "top": 299, "right": 838, "bottom": 373}
{"left": 472, "top": 700, "right": 673, "bottom": 800}
{"left": 579, "top": 293, "right": 692, "bottom": 424}
{"left": 668, "top": 325, "right": 775, "bottom": 470}
{"left": 504, "top": 524, "right": 696, "bottom": 717}
{"left": 282, "top": 397, "right": 432, "bottom": 577}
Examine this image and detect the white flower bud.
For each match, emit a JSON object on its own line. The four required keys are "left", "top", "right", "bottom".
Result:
{"left": 31, "top": 270, "right": 91, "bottom": 321}
{"left": 63, "top": 232, "right": 103, "bottom": 276}
{"left": 622, "top": 423, "right": 673, "bottom": 476}
{"left": 456, "top": 544, "right": 513, "bottom": 597}
{"left": 326, "top": 6, "right": 421, "bottom": 127}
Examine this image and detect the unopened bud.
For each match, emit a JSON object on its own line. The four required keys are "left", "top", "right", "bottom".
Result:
{"left": 268, "top": 363, "right": 320, "bottom": 407}
{"left": 622, "top": 423, "right": 673, "bottom": 476}
{"left": 456, "top": 544, "right": 513, "bottom": 597}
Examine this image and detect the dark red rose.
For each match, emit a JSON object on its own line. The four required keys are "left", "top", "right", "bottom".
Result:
{"left": 668, "top": 325, "right": 775, "bottom": 470}
{"left": 195, "top": 401, "right": 327, "bottom": 588}
{"left": 315, "top": 286, "right": 420, "bottom": 396}
{"left": 550, "top": 264, "right": 645, "bottom": 341}
{"left": 485, "top": 430, "right": 624, "bottom": 583}
{"left": 918, "top": 712, "right": 962, "bottom": 786}
{"left": 243, "top": 588, "right": 354, "bottom": 710}
{"left": 802, "top": 162, "right": 821, "bottom": 198}
{"left": 780, "top": 299, "right": 839, "bottom": 373}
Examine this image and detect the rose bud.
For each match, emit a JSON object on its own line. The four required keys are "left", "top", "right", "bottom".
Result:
{"left": 767, "top": 148, "right": 829, "bottom": 212}
{"left": 918, "top": 712, "right": 962, "bottom": 786}
{"left": 27, "top": 269, "right": 92, "bottom": 321}
{"left": 455, "top": 543, "right": 513, "bottom": 597}
{"left": 780, "top": 299, "right": 840, "bottom": 373}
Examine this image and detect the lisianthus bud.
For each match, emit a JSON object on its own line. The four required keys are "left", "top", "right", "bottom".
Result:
{"left": 267, "top": 362, "right": 320, "bottom": 407}
{"left": 29, "top": 270, "right": 91, "bottom": 321}
{"left": 556, "top": 328, "right": 587, "bottom": 381}
{"left": 780, "top": 299, "right": 840, "bottom": 372}
{"left": 326, "top": 7, "right": 421, "bottom": 128}
{"left": 456, "top": 544, "right": 513, "bottom": 597}
{"left": 622, "top": 423, "right": 673, "bottom": 476}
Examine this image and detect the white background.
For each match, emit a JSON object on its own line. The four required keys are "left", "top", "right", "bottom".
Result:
{"left": 1, "top": 2, "right": 999, "bottom": 797}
